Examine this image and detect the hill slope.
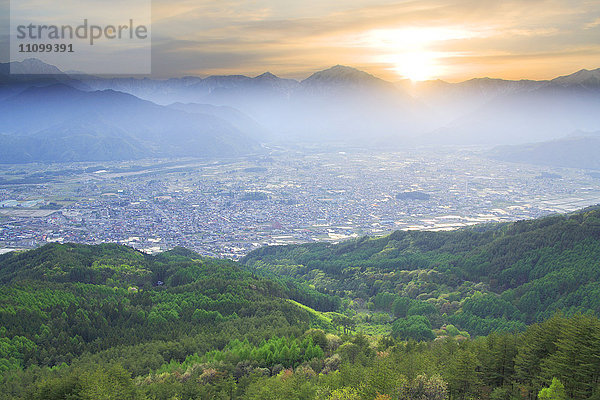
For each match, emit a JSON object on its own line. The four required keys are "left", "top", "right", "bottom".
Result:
{"left": 0, "top": 84, "right": 261, "bottom": 162}
{"left": 488, "top": 134, "right": 600, "bottom": 170}
{"left": 244, "top": 206, "right": 600, "bottom": 335}
{"left": 1, "top": 229, "right": 600, "bottom": 399}
{"left": 0, "top": 243, "right": 311, "bottom": 370}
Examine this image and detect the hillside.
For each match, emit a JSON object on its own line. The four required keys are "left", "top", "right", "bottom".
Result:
{"left": 0, "top": 236, "right": 599, "bottom": 398}
{"left": 244, "top": 206, "right": 600, "bottom": 336}
{"left": 0, "top": 84, "right": 261, "bottom": 163}
{"left": 0, "top": 244, "right": 313, "bottom": 370}
{"left": 488, "top": 134, "right": 600, "bottom": 170}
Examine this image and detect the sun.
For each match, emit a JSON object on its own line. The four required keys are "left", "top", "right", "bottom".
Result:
{"left": 392, "top": 52, "right": 438, "bottom": 82}
{"left": 361, "top": 27, "right": 469, "bottom": 81}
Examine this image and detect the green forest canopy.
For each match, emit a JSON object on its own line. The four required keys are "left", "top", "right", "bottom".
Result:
{"left": 0, "top": 206, "right": 599, "bottom": 398}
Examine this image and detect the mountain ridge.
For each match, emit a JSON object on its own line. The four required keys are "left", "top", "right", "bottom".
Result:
{"left": 3, "top": 59, "right": 600, "bottom": 150}
{"left": 243, "top": 205, "right": 600, "bottom": 335}
{"left": 488, "top": 134, "right": 600, "bottom": 170}
{"left": 6, "top": 58, "right": 598, "bottom": 85}
{"left": 0, "top": 83, "right": 262, "bottom": 162}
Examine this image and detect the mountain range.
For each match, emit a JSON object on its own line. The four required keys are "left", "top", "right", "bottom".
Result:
{"left": 489, "top": 130, "right": 600, "bottom": 170}
{"left": 0, "top": 84, "right": 261, "bottom": 162}
{"left": 1, "top": 58, "right": 600, "bottom": 162}
{"left": 0, "top": 60, "right": 264, "bottom": 162}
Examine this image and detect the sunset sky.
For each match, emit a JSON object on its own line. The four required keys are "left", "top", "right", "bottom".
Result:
{"left": 149, "top": 0, "right": 600, "bottom": 81}
{"left": 3, "top": 0, "right": 600, "bottom": 81}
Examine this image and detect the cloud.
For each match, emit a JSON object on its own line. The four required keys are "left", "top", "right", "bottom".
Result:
{"left": 3, "top": 0, "right": 597, "bottom": 79}
{"left": 585, "top": 17, "right": 600, "bottom": 28}
{"left": 8, "top": 0, "right": 587, "bottom": 79}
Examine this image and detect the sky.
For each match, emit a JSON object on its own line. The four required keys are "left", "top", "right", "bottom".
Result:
{"left": 148, "top": 0, "right": 600, "bottom": 81}
{"left": 3, "top": 0, "right": 600, "bottom": 81}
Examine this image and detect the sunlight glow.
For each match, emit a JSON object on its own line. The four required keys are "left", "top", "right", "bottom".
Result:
{"left": 362, "top": 27, "right": 475, "bottom": 81}
{"left": 391, "top": 52, "right": 439, "bottom": 82}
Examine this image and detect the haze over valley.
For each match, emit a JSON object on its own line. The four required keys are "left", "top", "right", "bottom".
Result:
{"left": 2, "top": 59, "right": 600, "bottom": 257}
{"left": 2, "top": 59, "right": 600, "bottom": 165}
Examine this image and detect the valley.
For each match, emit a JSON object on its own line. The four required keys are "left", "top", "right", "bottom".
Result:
{"left": 2, "top": 148, "right": 600, "bottom": 258}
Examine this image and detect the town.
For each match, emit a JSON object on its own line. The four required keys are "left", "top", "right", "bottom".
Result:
{"left": 1, "top": 147, "right": 600, "bottom": 259}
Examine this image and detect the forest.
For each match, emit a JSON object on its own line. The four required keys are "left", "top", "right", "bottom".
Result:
{"left": 0, "top": 207, "right": 599, "bottom": 399}
{"left": 244, "top": 206, "right": 600, "bottom": 336}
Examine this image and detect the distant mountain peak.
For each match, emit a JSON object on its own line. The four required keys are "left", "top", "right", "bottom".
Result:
{"left": 329, "top": 64, "right": 360, "bottom": 72}
{"left": 7, "top": 58, "right": 65, "bottom": 75}
{"left": 255, "top": 72, "right": 278, "bottom": 80}
{"left": 302, "top": 65, "right": 388, "bottom": 87}
{"left": 552, "top": 68, "right": 600, "bottom": 87}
